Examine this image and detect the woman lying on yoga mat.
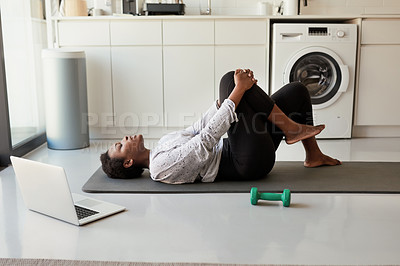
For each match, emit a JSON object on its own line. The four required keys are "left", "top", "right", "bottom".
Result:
{"left": 100, "top": 69, "right": 341, "bottom": 184}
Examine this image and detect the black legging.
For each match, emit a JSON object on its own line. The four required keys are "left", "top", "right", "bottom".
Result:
{"left": 216, "top": 71, "right": 313, "bottom": 180}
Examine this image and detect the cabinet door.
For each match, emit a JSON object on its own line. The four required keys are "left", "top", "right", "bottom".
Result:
{"left": 61, "top": 46, "right": 113, "bottom": 128}
{"left": 362, "top": 19, "right": 400, "bottom": 44}
{"left": 110, "top": 20, "right": 162, "bottom": 45}
{"left": 215, "top": 19, "right": 267, "bottom": 45}
{"left": 58, "top": 21, "right": 110, "bottom": 46}
{"left": 112, "top": 46, "right": 163, "bottom": 128}
{"left": 215, "top": 46, "right": 266, "bottom": 96}
{"left": 355, "top": 45, "right": 400, "bottom": 126}
{"left": 163, "top": 20, "right": 214, "bottom": 45}
{"left": 163, "top": 46, "right": 214, "bottom": 128}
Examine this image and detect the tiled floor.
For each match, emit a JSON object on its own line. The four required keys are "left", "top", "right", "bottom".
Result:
{"left": 1, "top": 137, "right": 400, "bottom": 264}
{"left": 276, "top": 137, "right": 400, "bottom": 162}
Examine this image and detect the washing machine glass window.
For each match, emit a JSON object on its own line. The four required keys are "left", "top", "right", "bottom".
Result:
{"left": 289, "top": 52, "right": 342, "bottom": 106}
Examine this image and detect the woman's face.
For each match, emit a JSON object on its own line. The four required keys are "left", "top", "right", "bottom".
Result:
{"left": 108, "top": 135, "right": 145, "bottom": 167}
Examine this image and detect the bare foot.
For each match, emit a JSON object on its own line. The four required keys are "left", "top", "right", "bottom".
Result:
{"left": 285, "top": 124, "right": 325, "bottom": 145}
{"left": 304, "top": 154, "right": 342, "bottom": 168}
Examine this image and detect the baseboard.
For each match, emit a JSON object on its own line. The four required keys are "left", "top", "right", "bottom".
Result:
{"left": 352, "top": 126, "right": 400, "bottom": 138}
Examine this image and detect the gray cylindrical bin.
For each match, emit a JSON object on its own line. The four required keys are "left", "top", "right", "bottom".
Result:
{"left": 42, "top": 49, "right": 89, "bottom": 150}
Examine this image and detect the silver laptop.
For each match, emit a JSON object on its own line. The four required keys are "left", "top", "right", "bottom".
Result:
{"left": 10, "top": 156, "right": 126, "bottom": 226}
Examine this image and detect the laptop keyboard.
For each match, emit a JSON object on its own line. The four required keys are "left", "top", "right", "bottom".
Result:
{"left": 75, "top": 205, "right": 99, "bottom": 220}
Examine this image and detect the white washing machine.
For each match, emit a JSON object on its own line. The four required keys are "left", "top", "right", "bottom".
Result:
{"left": 270, "top": 23, "right": 357, "bottom": 138}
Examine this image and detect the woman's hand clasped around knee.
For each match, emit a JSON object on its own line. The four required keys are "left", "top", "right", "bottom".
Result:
{"left": 228, "top": 69, "right": 258, "bottom": 109}
{"left": 234, "top": 69, "right": 257, "bottom": 92}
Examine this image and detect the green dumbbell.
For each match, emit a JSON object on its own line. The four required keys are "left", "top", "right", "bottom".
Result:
{"left": 250, "top": 187, "right": 291, "bottom": 207}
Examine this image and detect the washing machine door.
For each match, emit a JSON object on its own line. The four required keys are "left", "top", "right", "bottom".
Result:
{"left": 284, "top": 47, "right": 349, "bottom": 109}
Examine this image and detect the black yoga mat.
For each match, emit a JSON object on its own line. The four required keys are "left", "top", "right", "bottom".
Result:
{"left": 82, "top": 162, "right": 400, "bottom": 194}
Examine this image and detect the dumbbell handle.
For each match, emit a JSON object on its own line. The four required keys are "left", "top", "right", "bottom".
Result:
{"left": 251, "top": 187, "right": 291, "bottom": 207}
{"left": 258, "top": 193, "right": 283, "bottom": 201}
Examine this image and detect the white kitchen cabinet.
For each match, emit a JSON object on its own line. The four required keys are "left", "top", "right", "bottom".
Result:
{"left": 55, "top": 18, "right": 270, "bottom": 136}
{"left": 57, "top": 20, "right": 114, "bottom": 127}
{"left": 355, "top": 19, "right": 400, "bottom": 126}
{"left": 215, "top": 19, "right": 267, "bottom": 45}
{"left": 110, "top": 20, "right": 162, "bottom": 46}
{"left": 215, "top": 19, "right": 267, "bottom": 96}
{"left": 58, "top": 21, "right": 110, "bottom": 46}
{"left": 361, "top": 19, "right": 400, "bottom": 44}
{"left": 163, "top": 19, "right": 215, "bottom": 128}
{"left": 60, "top": 46, "right": 113, "bottom": 128}
{"left": 215, "top": 46, "right": 266, "bottom": 95}
{"left": 163, "top": 46, "right": 214, "bottom": 128}
{"left": 356, "top": 45, "right": 400, "bottom": 125}
{"left": 110, "top": 19, "right": 163, "bottom": 129}
{"left": 57, "top": 21, "right": 113, "bottom": 130}
{"left": 163, "top": 20, "right": 214, "bottom": 45}
{"left": 112, "top": 46, "right": 163, "bottom": 128}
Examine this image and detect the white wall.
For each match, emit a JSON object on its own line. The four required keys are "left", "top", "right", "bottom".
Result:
{"left": 301, "top": 0, "right": 400, "bottom": 15}
{"left": 183, "top": 0, "right": 261, "bottom": 15}
{"left": 84, "top": 0, "right": 400, "bottom": 16}
{"left": 184, "top": 0, "right": 400, "bottom": 15}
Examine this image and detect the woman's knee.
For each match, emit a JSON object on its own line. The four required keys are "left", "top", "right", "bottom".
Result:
{"left": 273, "top": 81, "right": 311, "bottom": 107}
{"left": 219, "top": 71, "right": 235, "bottom": 103}
{"left": 289, "top": 82, "right": 311, "bottom": 101}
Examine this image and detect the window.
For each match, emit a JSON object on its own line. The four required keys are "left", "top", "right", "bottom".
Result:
{"left": 0, "top": 1, "right": 47, "bottom": 167}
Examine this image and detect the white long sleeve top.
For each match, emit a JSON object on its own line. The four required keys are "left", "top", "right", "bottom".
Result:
{"left": 149, "top": 99, "right": 238, "bottom": 184}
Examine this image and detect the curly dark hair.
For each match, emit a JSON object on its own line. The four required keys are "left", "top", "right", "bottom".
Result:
{"left": 100, "top": 151, "right": 144, "bottom": 179}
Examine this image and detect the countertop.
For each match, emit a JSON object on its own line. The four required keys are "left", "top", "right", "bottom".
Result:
{"left": 53, "top": 14, "right": 400, "bottom": 21}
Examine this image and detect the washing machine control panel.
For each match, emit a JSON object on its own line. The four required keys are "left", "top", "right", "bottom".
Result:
{"left": 275, "top": 24, "right": 356, "bottom": 43}
{"left": 307, "top": 26, "right": 350, "bottom": 41}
